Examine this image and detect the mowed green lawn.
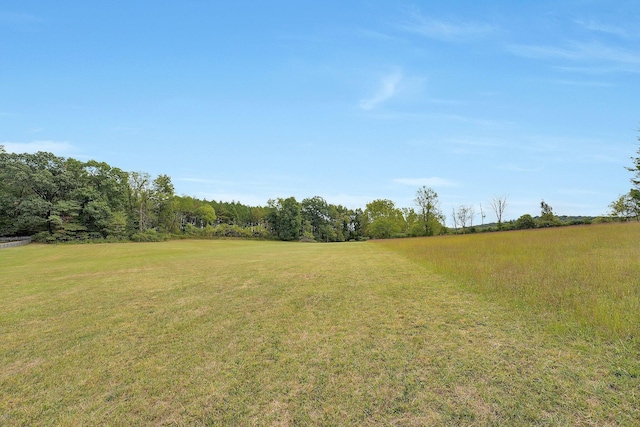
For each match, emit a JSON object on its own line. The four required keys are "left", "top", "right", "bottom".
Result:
{"left": 1, "top": 232, "right": 638, "bottom": 425}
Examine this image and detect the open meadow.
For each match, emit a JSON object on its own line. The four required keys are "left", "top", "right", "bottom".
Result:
{"left": 1, "top": 223, "right": 639, "bottom": 425}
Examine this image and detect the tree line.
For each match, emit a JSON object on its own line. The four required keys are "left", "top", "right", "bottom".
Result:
{"left": 1, "top": 145, "right": 636, "bottom": 243}
{"left": 0, "top": 148, "right": 447, "bottom": 242}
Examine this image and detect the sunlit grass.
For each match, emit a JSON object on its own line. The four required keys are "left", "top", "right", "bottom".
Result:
{"left": 375, "top": 222, "right": 640, "bottom": 340}
{"left": 1, "top": 238, "right": 639, "bottom": 425}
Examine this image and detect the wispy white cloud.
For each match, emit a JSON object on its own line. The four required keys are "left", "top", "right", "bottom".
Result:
{"left": 401, "top": 10, "right": 496, "bottom": 42}
{"left": 548, "top": 79, "right": 614, "bottom": 87}
{"left": 1, "top": 141, "right": 75, "bottom": 155}
{"left": 393, "top": 177, "right": 458, "bottom": 187}
{"left": 355, "top": 28, "right": 397, "bottom": 41}
{"left": 574, "top": 19, "right": 633, "bottom": 39}
{"left": 359, "top": 72, "right": 403, "bottom": 110}
{"left": 507, "top": 41, "right": 640, "bottom": 72}
{"left": 554, "top": 65, "right": 629, "bottom": 75}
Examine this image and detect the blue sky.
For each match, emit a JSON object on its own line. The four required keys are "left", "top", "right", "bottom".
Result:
{"left": 1, "top": 1, "right": 638, "bottom": 223}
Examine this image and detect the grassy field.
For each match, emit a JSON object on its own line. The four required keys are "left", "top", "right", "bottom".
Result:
{"left": 1, "top": 229, "right": 639, "bottom": 425}
{"left": 375, "top": 222, "right": 640, "bottom": 340}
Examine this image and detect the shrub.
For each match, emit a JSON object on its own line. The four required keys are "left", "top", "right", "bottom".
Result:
{"left": 515, "top": 214, "right": 536, "bottom": 229}
{"left": 130, "top": 229, "right": 169, "bottom": 242}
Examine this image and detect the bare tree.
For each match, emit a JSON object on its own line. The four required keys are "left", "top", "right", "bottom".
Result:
{"left": 456, "top": 205, "right": 473, "bottom": 234}
{"left": 479, "top": 203, "right": 486, "bottom": 226}
{"left": 451, "top": 207, "right": 458, "bottom": 233}
{"left": 490, "top": 195, "right": 508, "bottom": 229}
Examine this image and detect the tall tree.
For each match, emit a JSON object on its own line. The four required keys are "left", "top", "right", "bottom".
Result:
{"left": 350, "top": 208, "right": 365, "bottom": 241}
{"left": 301, "top": 196, "right": 335, "bottom": 242}
{"left": 127, "top": 172, "right": 153, "bottom": 232}
{"left": 67, "top": 159, "right": 129, "bottom": 237}
{"left": 414, "top": 186, "right": 444, "bottom": 236}
{"left": 268, "top": 197, "right": 302, "bottom": 241}
{"left": 152, "top": 174, "right": 175, "bottom": 232}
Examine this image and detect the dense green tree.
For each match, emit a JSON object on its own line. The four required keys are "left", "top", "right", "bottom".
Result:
{"left": 67, "top": 159, "right": 129, "bottom": 236}
{"left": 268, "top": 197, "right": 302, "bottom": 241}
{"left": 350, "top": 208, "right": 365, "bottom": 240}
{"left": 152, "top": 174, "right": 175, "bottom": 232}
{"left": 1, "top": 152, "right": 122, "bottom": 238}
{"left": 0, "top": 151, "right": 78, "bottom": 235}
{"left": 301, "top": 196, "right": 332, "bottom": 242}
{"left": 195, "top": 204, "right": 217, "bottom": 227}
{"left": 331, "top": 204, "right": 352, "bottom": 242}
{"left": 515, "top": 214, "right": 536, "bottom": 229}
{"left": 364, "top": 199, "right": 405, "bottom": 239}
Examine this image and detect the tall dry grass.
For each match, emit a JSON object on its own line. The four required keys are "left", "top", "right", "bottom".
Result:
{"left": 375, "top": 222, "right": 640, "bottom": 340}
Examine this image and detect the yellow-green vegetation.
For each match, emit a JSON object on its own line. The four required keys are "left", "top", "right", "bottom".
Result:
{"left": 1, "top": 235, "right": 639, "bottom": 425}
{"left": 376, "top": 222, "right": 640, "bottom": 340}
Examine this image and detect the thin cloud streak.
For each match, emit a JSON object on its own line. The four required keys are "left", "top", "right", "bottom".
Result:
{"left": 355, "top": 28, "right": 397, "bottom": 41}
{"left": 549, "top": 79, "right": 614, "bottom": 87}
{"left": 359, "top": 72, "right": 403, "bottom": 110}
{"left": 574, "top": 19, "right": 632, "bottom": 39}
{"left": 401, "top": 10, "right": 496, "bottom": 42}
{"left": 507, "top": 41, "right": 640, "bottom": 71}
